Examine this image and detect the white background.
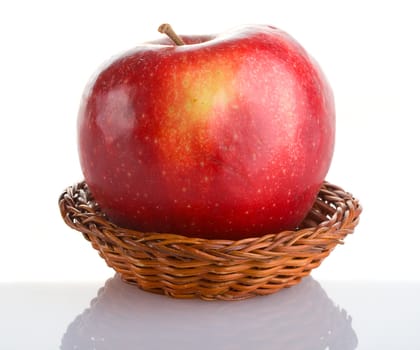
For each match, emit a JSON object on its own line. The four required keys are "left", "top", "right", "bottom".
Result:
{"left": 1, "top": 0, "right": 419, "bottom": 283}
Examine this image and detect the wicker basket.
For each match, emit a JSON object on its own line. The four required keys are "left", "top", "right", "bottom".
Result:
{"left": 59, "top": 181, "right": 361, "bottom": 300}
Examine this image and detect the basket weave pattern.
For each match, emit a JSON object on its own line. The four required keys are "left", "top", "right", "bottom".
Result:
{"left": 59, "top": 181, "right": 361, "bottom": 300}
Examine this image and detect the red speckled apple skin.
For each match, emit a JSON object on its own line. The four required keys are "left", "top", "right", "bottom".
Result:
{"left": 78, "top": 25, "right": 335, "bottom": 240}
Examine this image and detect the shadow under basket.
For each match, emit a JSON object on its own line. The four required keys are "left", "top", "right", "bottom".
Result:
{"left": 59, "top": 181, "right": 361, "bottom": 300}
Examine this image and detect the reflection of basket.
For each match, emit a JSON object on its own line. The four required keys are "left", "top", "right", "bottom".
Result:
{"left": 61, "top": 276, "right": 358, "bottom": 350}
{"left": 59, "top": 181, "right": 361, "bottom": 300}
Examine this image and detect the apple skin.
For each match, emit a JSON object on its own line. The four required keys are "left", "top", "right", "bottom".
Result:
{"left": 78, "top": 25, "right": 335, "bottom": 240}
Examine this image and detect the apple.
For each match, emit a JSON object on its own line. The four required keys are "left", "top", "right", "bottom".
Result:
{"left": 77, "top": 24, "right": 335, "bottom": 240}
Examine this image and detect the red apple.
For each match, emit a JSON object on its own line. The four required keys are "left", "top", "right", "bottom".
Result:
{"left": 78, "top": 24, "right": 335, "bottom": 240}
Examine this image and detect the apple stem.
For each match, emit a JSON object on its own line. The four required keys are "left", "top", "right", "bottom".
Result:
{"left": 158, "top": 23, "right": 185, "bottom": 46}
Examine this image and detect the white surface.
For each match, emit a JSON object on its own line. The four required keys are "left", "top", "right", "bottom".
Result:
{"left": 1, "top": 0, "right": 420, "bottom": 282}
{"left": 1, "top": 276, "right": 419, "bottom": 349}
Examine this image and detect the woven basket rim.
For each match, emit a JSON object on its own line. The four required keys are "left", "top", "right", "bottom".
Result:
{"left": 59, "top": 180, "right": 360, "bottom": 244}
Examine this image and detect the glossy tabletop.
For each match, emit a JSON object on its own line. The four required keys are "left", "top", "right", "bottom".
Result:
{"left": 1, "top": 275, "right": 419, "bottom": 349}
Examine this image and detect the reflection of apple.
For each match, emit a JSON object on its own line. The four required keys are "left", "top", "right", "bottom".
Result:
{"left": 78, "top": 24, "right": 335, "bottom": 239}
{"left": 61, "top": 275, "right": 357, "bottom": 350}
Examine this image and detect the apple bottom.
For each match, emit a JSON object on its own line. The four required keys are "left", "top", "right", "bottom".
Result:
{"left": 90, "top": 182, "right": 320, "bottom": 240}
